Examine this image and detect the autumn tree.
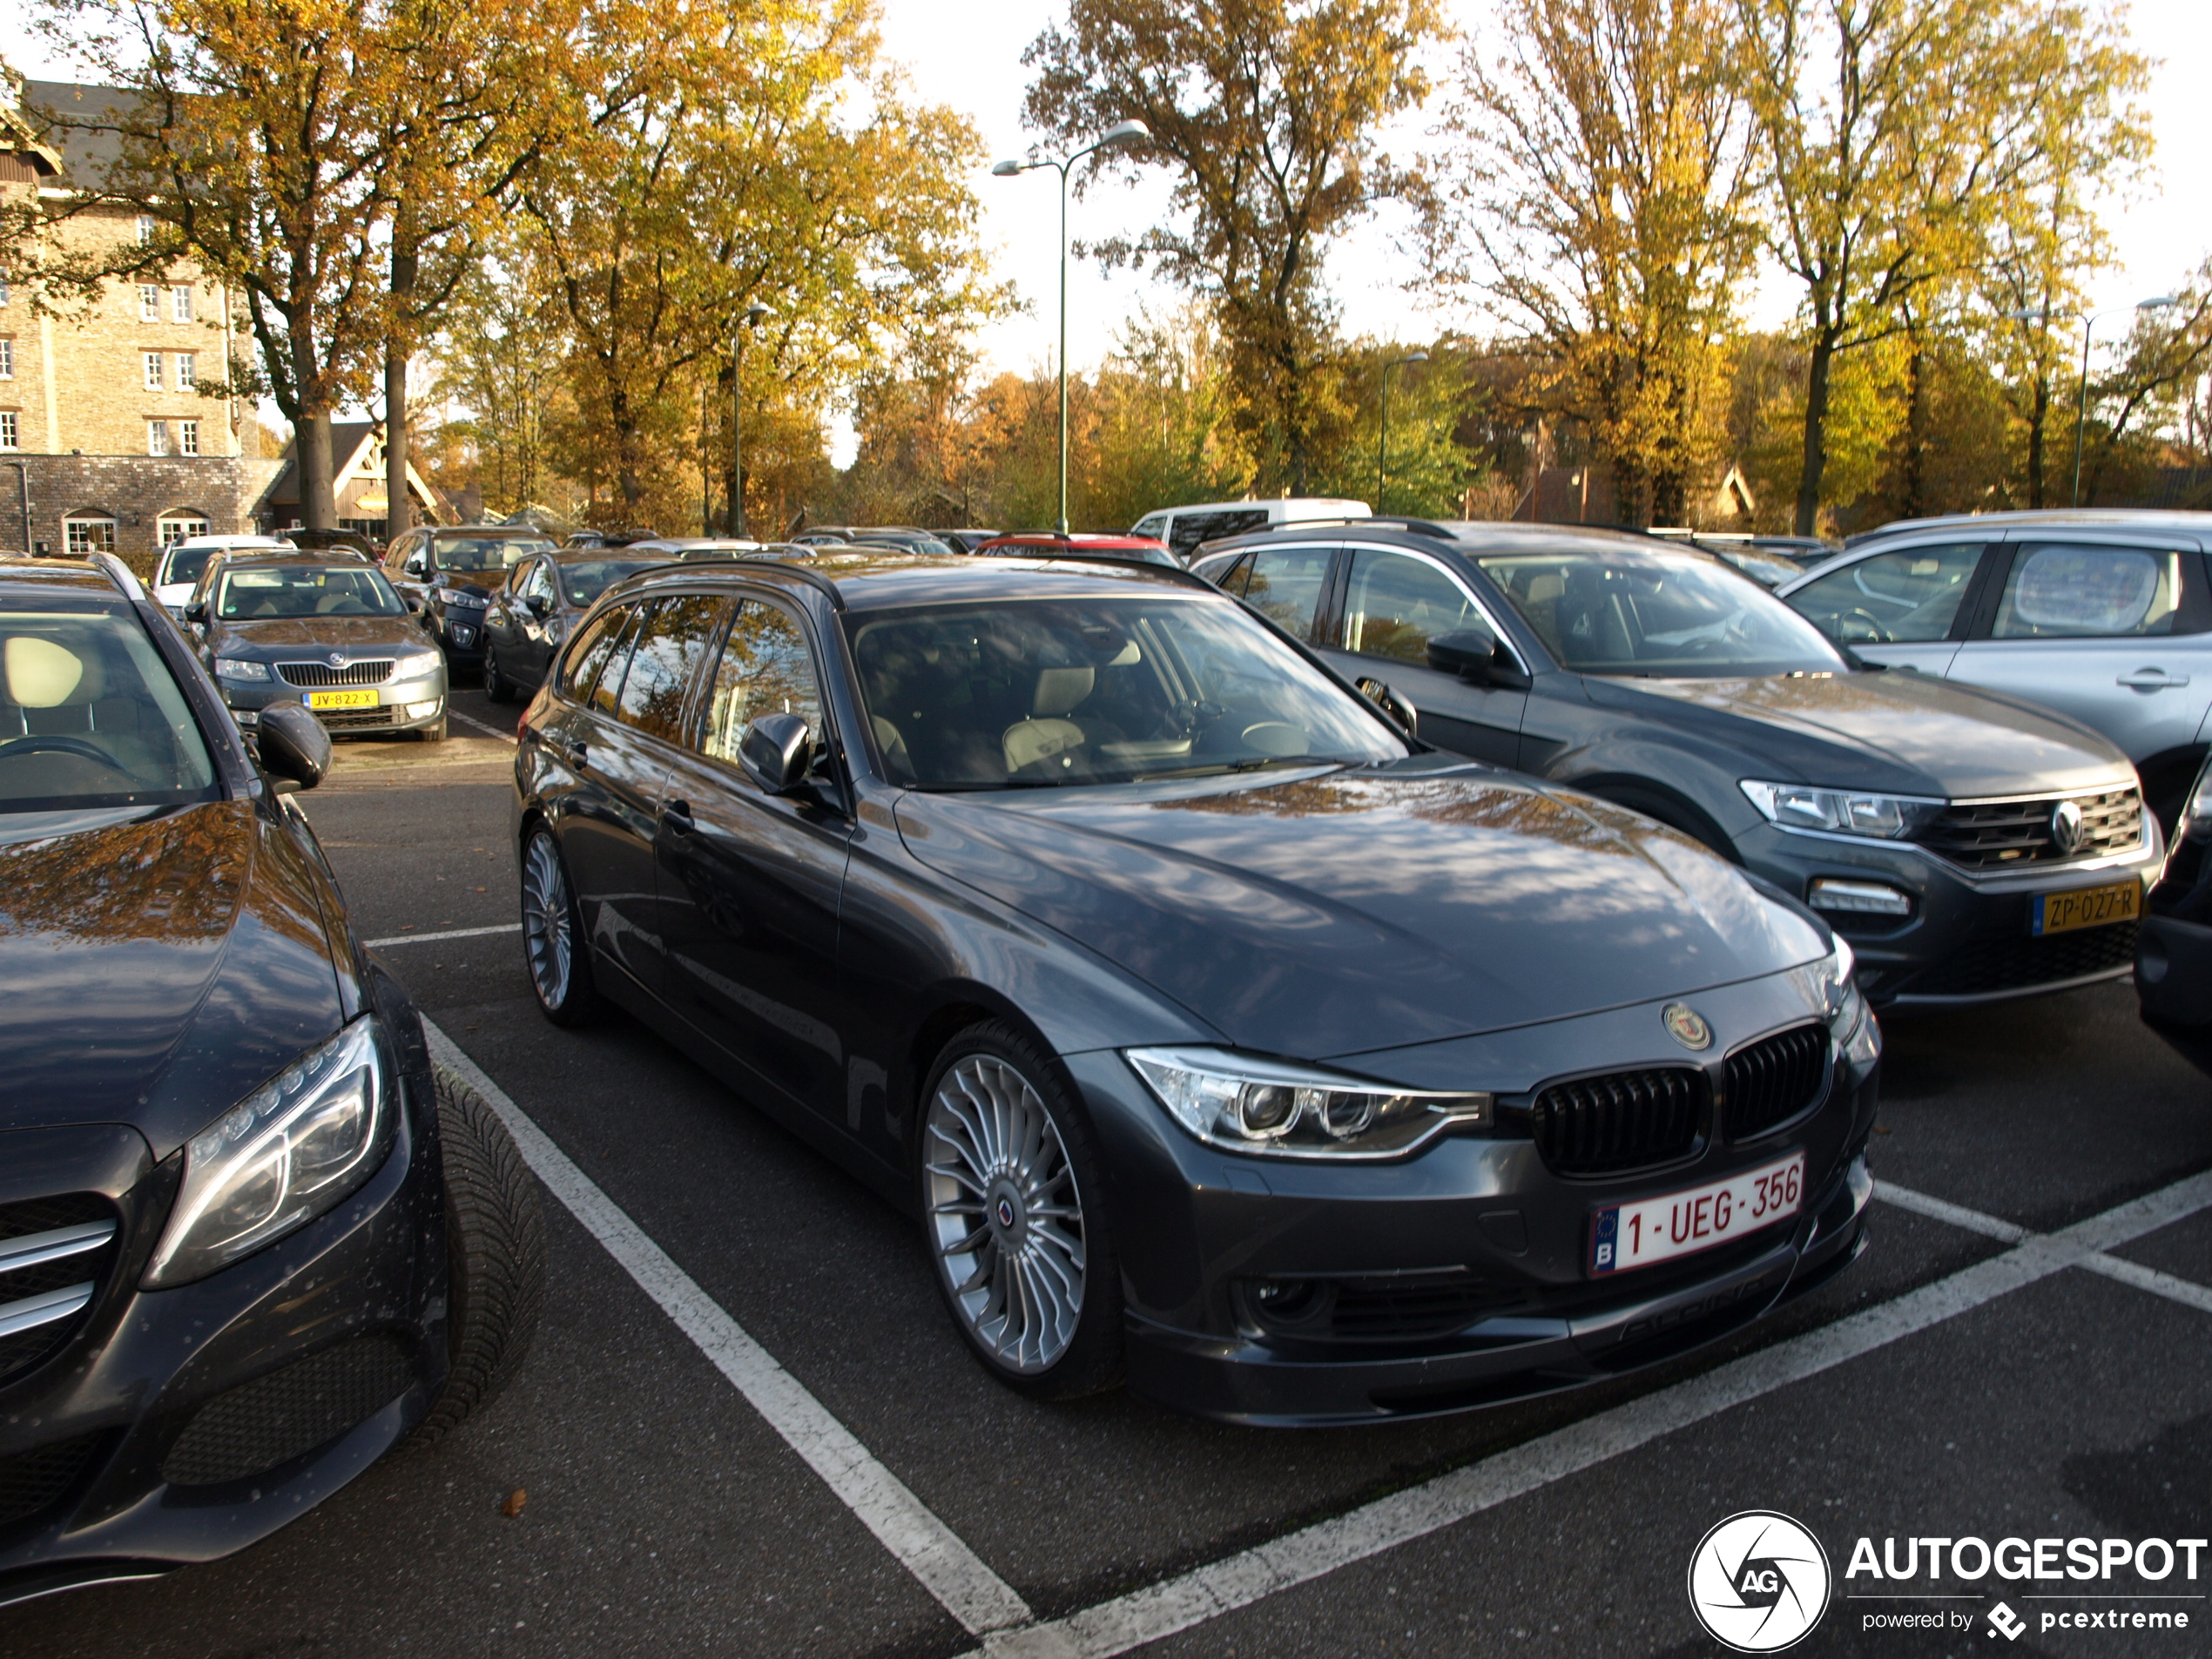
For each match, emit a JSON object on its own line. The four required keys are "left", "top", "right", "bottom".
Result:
{"left": 1737, "top": 0, "right": 2149, "bottom": 534}
{"left": 1432, "top": 0, "right": 1754, "bottom": 525}
{"left": 1022, "top": 0, "right": 1446, "bottom": 495}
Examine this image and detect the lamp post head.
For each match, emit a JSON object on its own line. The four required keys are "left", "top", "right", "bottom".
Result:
{"left": 2137, "top": 294, "right": 2180, "bottom": 311}
{"left": 744, "top": 303, "right": 774, "bottom": 327}
{"left": 1399, "top": 350, "right": 1430, "bottom": 366}
{"left": 2000, "top": 307, "right": 2040, "bottom": 322}
{"left": 990, "top": 158, "right": 1028, "bottom": 177}
{"left": 1099, "top": 118, "right": 1150, "bottom": 148}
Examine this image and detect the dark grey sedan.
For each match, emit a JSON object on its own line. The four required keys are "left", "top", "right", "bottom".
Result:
{"left": 1197, "top": 521, "right": 2162, "bottom": 1008}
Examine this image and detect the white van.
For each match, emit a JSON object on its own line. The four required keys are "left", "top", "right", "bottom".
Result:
{"left": 1130, "top": 498, "right": 1370, "bottom": 563}
{"left": 153, "top": 535, "right": 295, "bottom": 614}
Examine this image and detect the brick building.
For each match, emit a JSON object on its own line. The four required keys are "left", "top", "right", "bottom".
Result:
{"left": 0, "top": 69, "right": 284, "bottom": 564}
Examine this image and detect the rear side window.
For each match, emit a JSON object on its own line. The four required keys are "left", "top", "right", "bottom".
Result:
{"left": 614, "top": 594, "right": 731, "bottom": 741}
{"left": 1342, "top": 548, "right": 1487, "bottom": 664}
{"left": 1992, "top": 544, "right": 2181, "bottom": 639}
{"left": 1241, "top": 545, "right": 1334, "bottom": 642}
{"left": 1785, "top": 543, "right": 1984, "bottom": 644}
{"left": 560, "top": 603, "right": 639, "bottom": 711}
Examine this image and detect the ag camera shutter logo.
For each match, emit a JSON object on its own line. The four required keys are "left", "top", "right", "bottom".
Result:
{"left": 1689, "top": 1510, "right": 1832, "bottom": 1652}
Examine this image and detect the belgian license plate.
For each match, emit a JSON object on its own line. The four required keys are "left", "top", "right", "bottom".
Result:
{"left": 306, "top": 688, "right": 377, "bottom": 711}
{"left": 2033, "top": 879, "right": 2141, "bottom": 937}
{"left": 1589, "top": 1153, "right": 1805, "bottom": 1277}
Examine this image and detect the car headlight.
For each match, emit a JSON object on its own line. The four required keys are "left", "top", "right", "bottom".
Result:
{"left": 1793, "top": 935, "right": 1878, "bottom": 1068}
{"left": 213, "top": 657, "right": 271, "bottom": 681}
{"left": 438, "top": 586, "right": 489, "bottom": 610}
{"left": 2182, "top": 754, "right": 2212, "bottom": 844}
{"left": 393, "top": 650, "right": 442, "bottom": 679}
{"left": 1740, "top": 779, "right": 1943, "bottom": 840}
{"left": 144, "top": 1016, "right": 395, "bottom": 1287}
{"left": 1126, "top": 1046, "right": 1491, "bottom": 1159}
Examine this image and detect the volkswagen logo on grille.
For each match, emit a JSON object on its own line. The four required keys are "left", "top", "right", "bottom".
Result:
{"left": 326, "top": 651, "right": 345, "bottom": 667}
{"left": 2051, "top": 798, "right": 2086, "bottom": 855}
{"left": 1662, "top": 1002, "right": 1713, "bottom": 1051}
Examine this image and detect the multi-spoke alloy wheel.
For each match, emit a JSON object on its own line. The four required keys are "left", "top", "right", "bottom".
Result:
{"left": 925, "top": 1050, "right": 1089, "bottom": 1377}
{"left": 520, "top": 828, "right": 596, "bottom": 1024}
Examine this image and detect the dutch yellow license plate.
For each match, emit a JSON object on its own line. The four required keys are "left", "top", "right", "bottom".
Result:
{"left": 306, "top": 689, "right": 378, "bottom": 711}
{"left": 2033, "top": 879, "right": 2141, "bottom": 936}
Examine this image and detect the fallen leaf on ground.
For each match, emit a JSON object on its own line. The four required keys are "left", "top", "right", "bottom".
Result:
{"left": 502, "top": 1488, "right": 527, "bottom": 1519}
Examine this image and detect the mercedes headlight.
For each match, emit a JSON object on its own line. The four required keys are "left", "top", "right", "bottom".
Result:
{"left": 145, "top": 1016, "right": 395, "bottom": 1286}
{"left": 213, "top": 657, "right": 270, "bottom": 681}
{"left": 1740, "top": 779, "right": 1943, "bottom": 840}
{"left": 439, "top": 586, "right": 489, "bottom": 610}
{"left": 1126, "top": 1047, "right": 1491, "bottom": 1159}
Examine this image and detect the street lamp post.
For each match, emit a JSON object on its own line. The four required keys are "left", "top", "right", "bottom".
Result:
{"left": 992, "top": 119, "right": 1150, "bottom": 536}
{"left": 732, "top": 302, "right": 773, "bottom": 536}
{"left": 2054, "top": 295, "right": 2179, "bottom": 509}
{"left": 1378, "top": 350, "right": 1429, "bottom": 515}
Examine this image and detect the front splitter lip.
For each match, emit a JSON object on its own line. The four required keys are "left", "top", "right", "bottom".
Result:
{"left": 1123, "top": 1155, "right": 1871, "bottom": 1426}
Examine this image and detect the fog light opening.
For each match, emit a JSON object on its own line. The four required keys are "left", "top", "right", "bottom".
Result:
{"left": 1251, "top": 1278, "right": 1325, "bottom": 1322}
{"left": 405, "top": 699, "right": 442, "bottom": 719}
{"left": 1807, "top": 878, "right": 1913, "bottom": 918}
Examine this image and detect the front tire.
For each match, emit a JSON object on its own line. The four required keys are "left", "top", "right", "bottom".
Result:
{"left": 484, "top": 645, "right": 515, "bottom": 705}
{"left": 520, "top": 826, "right": 600, "bottom": 1025}
{"left": 412, "top": 1068, "right": 546, "bottom": 1443}
{"left": 919, "top": 1022, "right": 1122, "bottom": 1399}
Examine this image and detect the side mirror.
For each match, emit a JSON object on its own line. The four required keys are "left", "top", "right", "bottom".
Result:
{"left": 1426, "top": 626, "right": 1500, "bottom": 682}
{"left": 406, "top": 559, "right": 428, "bottom": 579}
{"left": 526, "top": 593, "right": 551, "bottom": 618}
{"left": 1353, "top": 677, "right": 1418, "bottom": 736}
{"left": 257, "top": 703, "right": 331, "bottom": 792}
{"left": 738, "top": 711, "right": 813, "bottom": 794}
{"left": 403, "top": 593, "right": 423, "bottom": 611}
{"left": 184, "top": 601, "right": 206, "bottom": 624}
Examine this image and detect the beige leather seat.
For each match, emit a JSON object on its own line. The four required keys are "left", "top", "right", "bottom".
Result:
{"left": 1002, "top": 666, "right": 1095, "bottom": 773}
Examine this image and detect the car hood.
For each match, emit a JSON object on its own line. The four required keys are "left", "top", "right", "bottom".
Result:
{"left": 894, "top": 765, "right": 1827, "bottom": 1059}
{"left": 210, "top": 616, "right": 432, "bottom": 655}
{"left": 0, "top": 799, "right": 346, "bottom": 1157}
{"left": 1577, "top": 669, "right": 2130, "bottom": 798}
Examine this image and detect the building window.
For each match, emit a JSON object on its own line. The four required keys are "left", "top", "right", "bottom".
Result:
{"left": 0, "top": 339, "right": 11, "bottom": 380}
{"left": 0, "top": 413, "right": 17, "bottom": 451}
{"left": 179, "top": 419, "right": 199, "bottom": 455}
{"left": 158, "top": 514, "right": 209, "bottom": 547}
{"left": 0, "top": 273, "right": 10, "bottom": 307}
{"left": 148, "top": 420, "right": 170, "bottom": 456}
{"left": 65, "top": 516, "right": 118, "bottom": 556}
{"left": 137, "top": 214, "right": 155, "bottom": 245}
{"left": 175, "top": 351, "right": 195, "bottom": 388}
{"left": 171, "top": 286, "right": 193, "bottom": 323}
{"left": 144, "top": 350, "right": 164, "bottom": 390}
{"left": 139, "top": 284, "right": 159, "bottom": 321}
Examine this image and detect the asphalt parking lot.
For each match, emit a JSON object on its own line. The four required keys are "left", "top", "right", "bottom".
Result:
{"left": 8, "top": 686, "right": 2209, "bottom": 1659}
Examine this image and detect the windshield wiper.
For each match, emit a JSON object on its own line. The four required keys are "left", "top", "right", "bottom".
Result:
{"left": 1137, "top": 754, "right": 1356, "bottom": 781}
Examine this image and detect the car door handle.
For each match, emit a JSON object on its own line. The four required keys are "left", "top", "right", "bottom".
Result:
{"left": 562, "top": 739, "right": 589, "bottom": 770}
{"left": 2116, "top": 669, "right": 2190, "bottom": 689}
{"left": 661, "top": 799, "right": 694, "bottom": 834}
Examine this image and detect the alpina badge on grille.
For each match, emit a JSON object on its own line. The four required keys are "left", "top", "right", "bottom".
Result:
{"left": 1662, "top": 1002, "right": 1713, "bottom": 1051}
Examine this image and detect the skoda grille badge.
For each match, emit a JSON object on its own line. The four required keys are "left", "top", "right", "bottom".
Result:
{"left": 327, "top": 651, "right": 345, "bottom": 667}
{"left": 1663, "top": 1002, "right": 1713, "bottom": 1051}
{"left": 2051, "top": 798, "right": 2086, "bottom": 855}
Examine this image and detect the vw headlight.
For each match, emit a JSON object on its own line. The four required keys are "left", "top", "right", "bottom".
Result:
{"left": 145, "top": 1016, "right": 394, "bottom": 1286}
{"left": 1126, "top": 1047, "right": 1491, "bottom": 1159}
{"left": 1740, "top": 779, "right": 1943, "bottom": 840}
{"left": 213, "top": 657, "right": 271, "bottom": 681}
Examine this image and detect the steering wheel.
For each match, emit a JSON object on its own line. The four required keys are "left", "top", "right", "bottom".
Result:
{"left": 1838, "top": 607, "right": 1892, "bottom": 645}
{"left": 0, "top": 734, "right": 138, "bottom": 776}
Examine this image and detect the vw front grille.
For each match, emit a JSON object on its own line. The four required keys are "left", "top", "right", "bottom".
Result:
{"left": 1915, "top": 788, "right": 2142, "bottom": 869}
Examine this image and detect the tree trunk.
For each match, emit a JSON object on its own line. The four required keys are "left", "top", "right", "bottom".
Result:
{"left": 1793, "top": 333, "right": 1836, "bottom": 536}
{"left": 386, "top": 237, "right": 417, "bottom": 537}
{"left": 291, "top": 315, "right": 338, "bottom": 530}
{"left": 2025, "top": 371, "right": 2048, "bottom": 509}
{"left": 1899, "top": 326, "right": 1927, "bottom": 519}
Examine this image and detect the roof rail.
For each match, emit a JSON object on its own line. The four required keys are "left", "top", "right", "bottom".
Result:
{"left": 90, "top": 551, "right": 147, "bottom": 602}
{"left": 1268, "top": 515, "right": 1458, "bottom": 540}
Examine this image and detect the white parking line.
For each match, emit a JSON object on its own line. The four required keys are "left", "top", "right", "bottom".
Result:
{"left": 449, "top": 709, "right": 517, "bottom": 742}
{"left": 415, "top": 1008, "right": 2212, "bottom": 1659}
{"left": 367, "top": 923, "right": 522, "bottom": 949}
{"left": 421, "top": 1020, "right": 1035, "bottom": 1637}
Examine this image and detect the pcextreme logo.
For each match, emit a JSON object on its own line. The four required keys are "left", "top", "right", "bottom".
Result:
{"left": 1688, "top": 1511, "right": 1833, "bottom": 1652}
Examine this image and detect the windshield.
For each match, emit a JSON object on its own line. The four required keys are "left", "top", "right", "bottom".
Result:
{"left": 215, "top": 564, "right": 407, "bottom": 620}
{"left": 0, "top": 598, "right": 219, "bottom": 813}
{"left": 846, "top": 595, "right": 1407, "bottom": 790}
{"left": 158, "top": 546, "right": 219, "bottom": 587}
{"left": 434, "top": 536, "right": 550, "bottom": 573}
{"left": 560, "top": 560, "right": 658, "bottom": 605}
{"left": 1477, "top": 550, "right": 1846, "bottom": 678}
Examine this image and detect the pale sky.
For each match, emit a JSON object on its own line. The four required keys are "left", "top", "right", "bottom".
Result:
{"left": 6, "top": 0, "right": 2205, "bottom": 459}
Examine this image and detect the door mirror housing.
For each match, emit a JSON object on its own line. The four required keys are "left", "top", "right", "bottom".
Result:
{"left": 183, "top": 600, "right": 206, "bottom": 624}
{"left": 256, "top": 702, "right": 331, "bottom": 792}
{"left": 1426, "top": 626, "right": 1501, "bottom": 682}
{"left": 739, "top": 711, "right": 814, "bottom": 795}
{"left": 526, "top": 593, "right": 551, "bottom": 618}
{"left": 1353, "top": 678, "right": 1418, "bottom": 736}
{"left": 405, "top": 556, "right": 428, "bottom": 578}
